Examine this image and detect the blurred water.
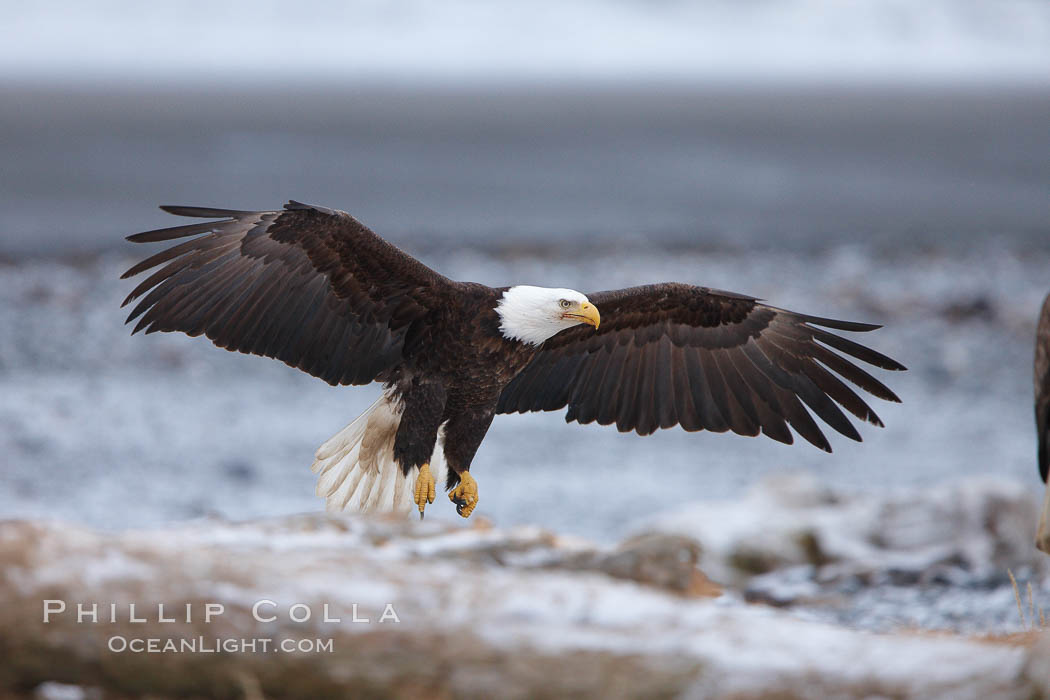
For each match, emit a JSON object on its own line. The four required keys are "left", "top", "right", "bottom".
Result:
{"left": 2, "top": 85, "right": 1048, "bottom": 257}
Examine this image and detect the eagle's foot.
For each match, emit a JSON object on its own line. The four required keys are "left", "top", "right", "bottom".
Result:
{"left": 413, "top": 463, "right": 435, "bottom": 519}
{"left": 449, "top": 471, "right": 479, "bottom": 518}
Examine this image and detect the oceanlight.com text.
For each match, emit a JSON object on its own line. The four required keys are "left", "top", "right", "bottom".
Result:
{"left": 107, "top": 636, "right": 335, "bottom": 654}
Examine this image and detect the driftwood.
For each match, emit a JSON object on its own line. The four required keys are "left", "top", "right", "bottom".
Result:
{"left": 0, "top": 513, "right": 1044, "bottom": 699}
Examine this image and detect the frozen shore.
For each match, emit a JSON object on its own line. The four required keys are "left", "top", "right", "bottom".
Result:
{"left": 2, "top": 504, "right": 1048, "bottom": 699}
{"left": 640, "top": 472, "right": 1050, "bottom": 633}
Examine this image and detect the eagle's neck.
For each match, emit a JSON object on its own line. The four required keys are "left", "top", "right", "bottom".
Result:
{"left": 495, "top": 285, "right": 578, "bottom": 346}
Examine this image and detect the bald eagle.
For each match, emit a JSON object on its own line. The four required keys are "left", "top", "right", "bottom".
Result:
{"left": 122, "top": 201, "right": 905, "bottom": 519}
{"left": 1034, "top": 293, "right": 1050, "bottom": 552}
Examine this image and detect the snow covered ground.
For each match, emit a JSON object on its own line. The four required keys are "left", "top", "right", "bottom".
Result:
{"left": 641, "top": 472, "right": 1048, "bottom": 634}
{"left": 2, "top": 513, "right": 1045, "bottom": 699}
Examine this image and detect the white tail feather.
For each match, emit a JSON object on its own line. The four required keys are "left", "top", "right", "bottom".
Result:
{"left": 311, "top": 391, "right": 447, "bottom": 515}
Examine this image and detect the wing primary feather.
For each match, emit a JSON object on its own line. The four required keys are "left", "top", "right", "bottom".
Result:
{"left": 699, "top": 349, "right": 736, "bottom": 433}
{"left": 332, "top": 317, "right": 369, "bottom": 386}
{"left": 178, "top": 258, "right": 260, "bottom": 338}
{"left": 654, "top": 336, "right": 677, "bottom": 429}
{"left": 752, "top": 392, "right": 794, "bottom": 445}
{"left": 126, "top": 271, "right": 190, "bottom": 326}
{"left": 744, "top": 341, "right": 833, "bottom": 451}
{"left": 221, "top": 254, "right": 303, "bottom": 340}
{"left": 206, "top": 263, "right": 274, "bottom": 339}
{"left": 296, "top": 290, "right": 346, "bottom": 376}
{"left": 122, "top": 255, "right": 198, "bottom": 307}
{"left": 570, "top": 350, "right": 611, "bottom": 424}
{"left": 807, "top": 343, "right": 902, "bottom": 403}
{"left": 753, "top": 336, "right": 862, "bottom": 441}
{"left": 670, "top": 342, "right": 701, "bottom": 431}
{"left": 614, "top": 342, "right": 644, "bottom": 432}
{"left": 684, "top": 347, "right": 729, "bottom": 432}
{"left": 125, "top": 242, "right": 245, "bottom": 324}
{"left": 768, "top": 383, "right": 832, "bottom": 452}
{"left": 325, "top": 317, "right": 361, "bottom": 386}
{"left": 771, "top": 336, "right": 885, "bottom": 427}
{"left": 121, "top": 229, "right": 229, "bottom": 272}
{"left": 136, "top": 253, "right": 243, "bottom": 335}
{"left": 634, "top": 342, "right": 660, "bottom": 436}
{"left": 807, "top": 326, "right": 906, "bottom": 371}
{"left": 277, "top": 284, "right": 344, "bottom": 366}
{"left": 159, "top": 205, "right": 256, "bottom": 218}
{"left": 795, "top": 312, "right": 883, "bottom": 332}
{"left": 509, "top": 358, "right": 555, "bottom": 414}
{"left": 595, "top": 343, "right": 628, "bottom": 425}
{"left": 125, "top": 221, "right": 228, "bottom": 244}
{"left": 263, "top": 275, "right": 327, "bottom": 360}
{"left": 726, "top": 348, "right": 802, "bottom": 445}
{"left": 539, "top": 354, "right": 584, "bottom": 411}
{"left": 711, "top": 350, "right": 761, "bottom": 436}
{"left": 122, "top": 237, "right": 240, "bottom": 305}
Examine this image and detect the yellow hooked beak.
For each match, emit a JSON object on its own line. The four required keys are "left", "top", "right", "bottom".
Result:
{"left": 565, "top": 301, "right": 600, "bottom": 330}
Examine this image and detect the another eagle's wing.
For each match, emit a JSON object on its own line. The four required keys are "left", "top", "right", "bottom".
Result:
{"left": 1034, "top": 293, "right": 1050, "bottom": 482}
{"left": 497, "top": 283, "right": 905, "bottom": 451}
{"left": 121, "top": 201, "right": 458, "bottom": 386}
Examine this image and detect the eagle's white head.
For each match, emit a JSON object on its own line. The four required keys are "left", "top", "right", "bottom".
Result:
{"left": 496, "top": 286, "right": 601, "bottom": 346}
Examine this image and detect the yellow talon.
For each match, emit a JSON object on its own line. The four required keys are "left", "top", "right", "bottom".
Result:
{"left": 414, "top": 463, "right": 435, "bottom": 519}
{"left": 449, "top": 471, "right": 479, "bottom": 518}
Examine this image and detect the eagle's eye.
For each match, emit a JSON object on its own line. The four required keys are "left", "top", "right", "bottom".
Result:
{"left": 559, "top": 299, "right": 572, "bottom": 309}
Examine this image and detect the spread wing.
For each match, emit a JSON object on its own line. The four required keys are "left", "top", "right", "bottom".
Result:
{"left": 1035, "top": 292, "right": 1050, "bottom": 482}
{"left": 121, "top": 201, "right": 459, "bottom": 386}
{"left": 497, "top": 283, "right": 905, "bottom": 451}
